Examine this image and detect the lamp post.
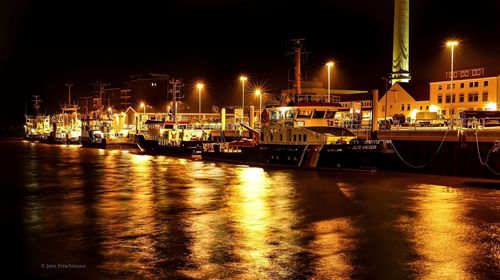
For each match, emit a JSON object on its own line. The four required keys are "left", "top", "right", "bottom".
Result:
{"left": 140, "top": 102, "right": 146, "bottom": 114}
{"left": 326, "top": 62, "right": 334, "bottom": 103}
{"left": 240, "top": 76, "right": 247, "bottom": 124}
{"left": 196, "top": 83, "right": 204, "bottom": 119}
{"left": 255, "top": 89, "right": 262, "bottom": 129}
{"left": 447, "top": 41, "right": 458, "bottom": 119}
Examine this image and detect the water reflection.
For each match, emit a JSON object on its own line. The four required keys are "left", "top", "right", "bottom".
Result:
{"left": 3, "top": 140, "right": 498, "bottom": 279}
{"left": 408, "top": 185, "right": 475, "bottom": 279}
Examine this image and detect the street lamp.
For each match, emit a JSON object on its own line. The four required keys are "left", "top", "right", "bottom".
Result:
{"left": 255, "top": 89, "right": 262, "bottom": 129}
{"left": 240, "top": 76, "right": 247, "bottom": 123}
{"left": 446, "top": 40, "right": 458, "bottom": 119}
{"left": 326, "top": 62, "right": 334, "bottom": 103}
{"left": 140, "top": 102, "right": 146, "bottom": 114}
{"left": 196, "top": 83, "right": 204, "bottom": 118}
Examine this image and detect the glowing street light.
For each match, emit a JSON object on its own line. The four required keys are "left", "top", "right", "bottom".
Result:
{"left": 240, "top": 75, "right": 247, "bottom": 124}
{"left": 446, "top": 40, "right": 458, "bottom": 118}
{"left": 255, "top": 89, "right": 262, "bottom": 128}
{"left": 326, "top": 61, "right": 334, "bottom": 103}
{"left": 196, "top": 83, "right": 204, "bottom": 117}
{"left": 140, "top": 102, "right": 146, "bottom": 114}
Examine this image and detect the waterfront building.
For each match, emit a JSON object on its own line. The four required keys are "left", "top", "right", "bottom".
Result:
{"left": 377, "top": 83, "right": 430, "bottom": 121}
{"left": 429, "top": 68, "right": 499, "bottom": 117}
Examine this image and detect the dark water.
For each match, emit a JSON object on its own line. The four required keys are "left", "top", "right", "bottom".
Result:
{"left": 1, "top": 139, "right": 499, "bottom": 279}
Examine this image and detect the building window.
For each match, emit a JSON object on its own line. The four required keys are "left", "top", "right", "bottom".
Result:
{"left": 483, "top": 92, "right": 488, "bottom": 101}
{"left": 484, "top": 81, "right": 489, "bottom": 87}
{"left": 426, "top": 106, "right": 429, "bottom": 110}
{"left": 449, "top": 109, "right": 454, "bottom": 116}
{"left": 459, "top": 93, "right": 464, "bottom": 103}
{"left": 460, "top": 83, "right": 464, "bottom": 88}
{"left": 151, "top": 82, "right": 157, "bottom": 87}
{"left": 452, "top": 94, "right": 456, "bottom": 103}
{"left": 442, "top": 110, "right": 446, "bottom": 116}
{"left": 419, "top": 106, "right": 423, "bottom": 110}
{"left": 407, "top": 104, "right": 410, "bottom": 111}
{"left": 293, "top": 135, "right": 296, "bottom": 142}
{"left": 401, "top": 104, "right": 405, "bottom": 111}
{"left": 474, "top": 81, "right": 479, "bottom": 87}
{"left": 438, "top": 85, "right": 443, "bottom": 90}
{"left": 389, "top": 105, "right": 393, "bottom": 109}
{"left": 445, "top": 94, "right": 451, "bottom": 103}
{"left": 437, "top": 95, "right": 443, "bottom": 103}
{"left": 468, "top": 93, "right": 479, "bottom": 102}
{"left": 469, "top": 82, "right": 474, "bottom": 88}
{"left": 303, "top": 134, "right": 307, "bottom": 142}
{"left": 270, "top": 133, "right": 273, "bottom": 141}
{"left": 446, "top": 84, "right": 451, "bottom": 90}
{"left": 453, "top": 83, "right": 456, "bottom": 89}
{"left": 280, "top": 134, "right": 283, "bottom": 141}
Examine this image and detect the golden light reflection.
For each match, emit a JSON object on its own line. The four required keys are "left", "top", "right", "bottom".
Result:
{"left": 311, "top": 218, "right": 357, "bottom": 278}
{"left": 408, "top": 184, "right": 474, "bottom": 279}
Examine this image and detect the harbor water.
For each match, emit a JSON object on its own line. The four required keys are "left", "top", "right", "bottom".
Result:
{"left": 1, "top": 138, "right": 499, "bottom": 279}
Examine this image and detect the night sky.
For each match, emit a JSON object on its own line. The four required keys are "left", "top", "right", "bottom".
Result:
{"left": 1, "top": 0, "right": 499, "bottom": 125}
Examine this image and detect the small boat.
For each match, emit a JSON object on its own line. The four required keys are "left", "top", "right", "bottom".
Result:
{"left": 136, "top": 120, "right": 212, "bottom": 156}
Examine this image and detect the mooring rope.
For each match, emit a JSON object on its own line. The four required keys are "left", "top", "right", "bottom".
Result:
{"left": 474, "top": 128, "right": 500, "bottom": 176}
{"left": 391, "top": 128, "right": 450, "bottom": 169}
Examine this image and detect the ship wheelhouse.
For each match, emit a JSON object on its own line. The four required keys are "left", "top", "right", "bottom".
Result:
{"left": 261, "top": 94, "right": 357, "bottom": 145}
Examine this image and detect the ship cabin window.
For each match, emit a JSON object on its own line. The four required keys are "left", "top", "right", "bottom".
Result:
{"left": 303, "top": 134, "right": 307, "bottom": 142}
{"left": 325, "top": 110, "right": 336, "bottom": 119}
{"left": 297, "top": 110, "right": 313, "bottom": 118}
{"left": 284, "top": 110, "right": 296, "bottom": 119}
{"left": 270, "top": 110, "right": 283, "bottom": 120}
{"left": 312, "top": 110, "right": 326, "bottom": 119}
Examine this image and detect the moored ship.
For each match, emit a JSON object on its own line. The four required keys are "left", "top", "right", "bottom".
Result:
{"left": 202, "top": 93, "right": 393, "bottom": 170}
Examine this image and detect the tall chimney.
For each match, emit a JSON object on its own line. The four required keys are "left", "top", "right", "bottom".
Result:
{"left": 391, "top": 0, "right": 410, "bottom": 85}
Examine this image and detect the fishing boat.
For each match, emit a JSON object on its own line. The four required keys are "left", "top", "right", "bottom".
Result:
{"left": 24, "top": 95, "right": 51, "bottom": 141}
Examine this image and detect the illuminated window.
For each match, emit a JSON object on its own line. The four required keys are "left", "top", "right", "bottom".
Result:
{"left": 151, "top": 82, "right": 157, "bottom": 87}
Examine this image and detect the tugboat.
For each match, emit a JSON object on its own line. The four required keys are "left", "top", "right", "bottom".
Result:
{"left": 80, "top": 82, "right": 136, "bottom": 149}
{"left": 136, "top": 78, "right": 212, "bottom": 156}
{"left": 202, "top": 93, "right": 393, "bottom": 170}
{"left": 24, "top": 95, "right": 51, "bottom": 141}
{"left": 136, "top": 120, "right": 211, "bottom": 156}
{"left": 40, "top": 83, "right": 81, "bottom": 145}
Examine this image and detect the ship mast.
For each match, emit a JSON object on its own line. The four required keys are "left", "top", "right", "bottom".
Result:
{"left": 169, "top": 79, "right": 184, "bottom": 126}
{"left": 32, "top": 95, "right": 42, "bottom": 115}
{"left": 291, "top": 38, "right": 306, "bottom": 95}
